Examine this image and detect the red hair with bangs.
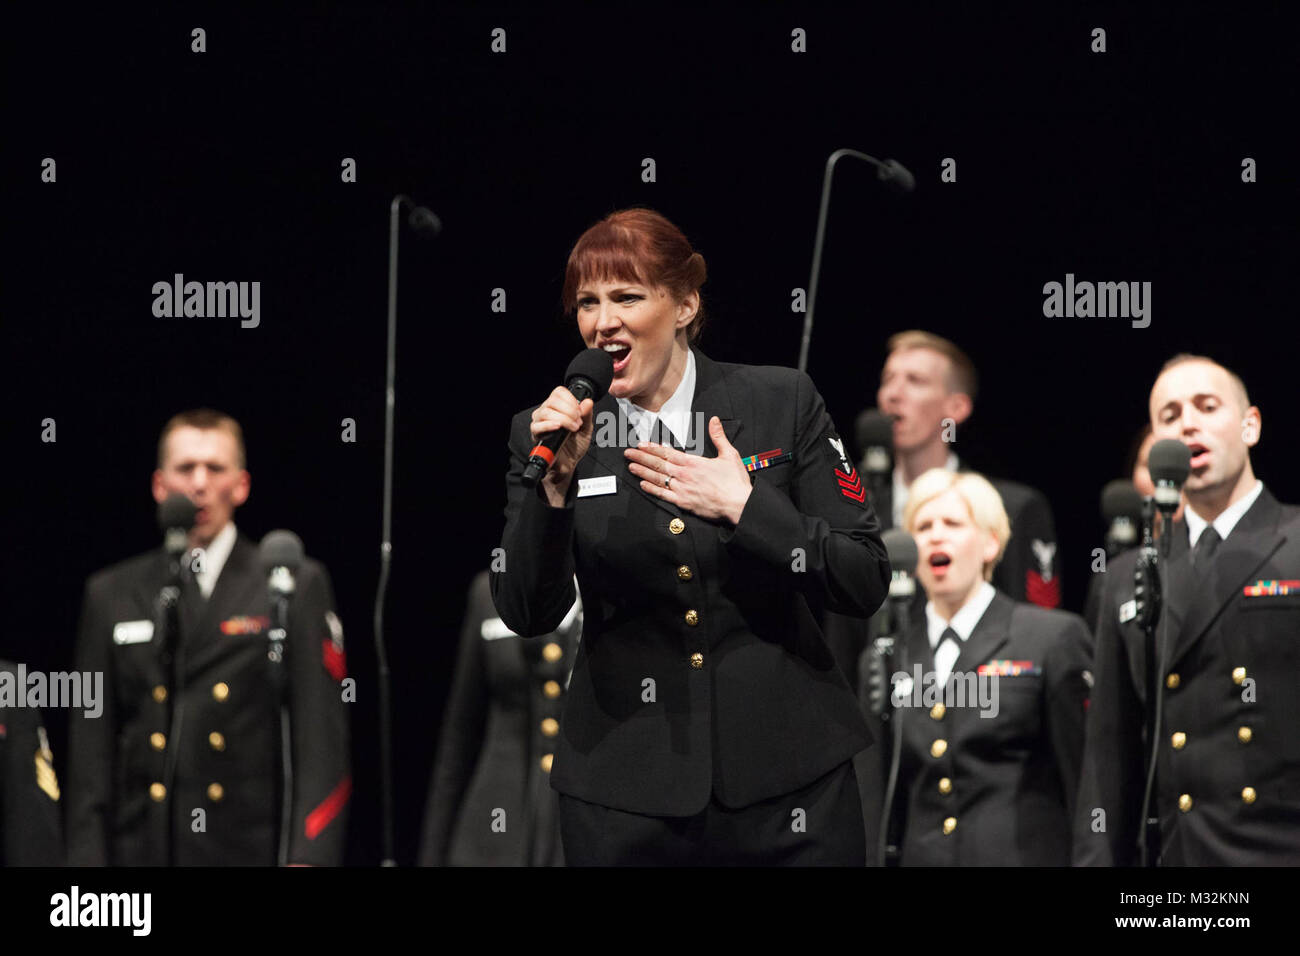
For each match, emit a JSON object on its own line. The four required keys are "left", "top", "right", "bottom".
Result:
{"left": 562, "top": 208, "right": 709, "bottom": 342}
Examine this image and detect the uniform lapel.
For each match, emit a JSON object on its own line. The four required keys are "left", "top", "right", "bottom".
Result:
{"left": 585, "top": 347, "right": 743, "bottom": 521}
{"left": 950, "top": 590, "right": 1013, "bottom": 678}
{"left": 188, "top": 535, "right": 264, "bottom": 654}
{"left": 1167, "top": 490, "right": 1286, "bottom": 670}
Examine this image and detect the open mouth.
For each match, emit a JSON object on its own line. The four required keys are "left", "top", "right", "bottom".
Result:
{"left": 601, "top": 342, "right": 631, "bottom": 373}
{"left": 1186, "top": 442, "right": 1210, "bottom": 469}
{"left": 928, "top": 552, "right": 952, "bottom": 574}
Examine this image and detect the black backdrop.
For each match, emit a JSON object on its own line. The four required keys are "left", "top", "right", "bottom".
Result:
{"left": 3, "top": 3, "right": 1294, "bottom": 866}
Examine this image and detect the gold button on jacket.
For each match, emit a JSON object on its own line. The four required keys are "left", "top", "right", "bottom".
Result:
{"left": 1171, "top": 731, "right": 1186, "bottom": 750}
{"left": 1166, "top": 673, "right": 1180, "bottom": 690}
{"left": 930, "top": 739, "right": 948, "bottom": 758}
{"left": 150, "top": 732, "right": 166, "bottom": 751}
{"left": 149, "top": 783, "right": 166, "bottom": 802}
{"left": 207, "top": 783, "right": 224, "bottom": 802}
{"left": 542, "top": 642, "right": 563, "bottom": 662}
{"left": 676, "top": 565, "right": 693, "bottom": 581}
{"left": 543, "top": 680, "right": 562, "bottom": 699}
{"left": 668, "top": 518, "right": 685, "bottom": 535}
{"left": 540, "top": 718, "right": 559, "bottom": 737}
{"left": 684, "top": 609, "right": 699, "bottom": 627}
{"left": 690, "top": 652, "right": 704, "bottom": 669}
{"left": 152, "top": 685, "right": 168, "bottom": 703}
{"left": 942, "top": 817, "right": 957, "bottom": 835}
{"left": 212, "top": 682, "right": 230, "bottom": 702}
{"left": 209, "top": 732, "right": 226, "bottom": 751}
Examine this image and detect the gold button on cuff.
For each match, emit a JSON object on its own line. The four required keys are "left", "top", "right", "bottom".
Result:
{"left": 938, "top": 777, "right": 953, "bottom": 795}
{"left": 150, "top": 732, "right": 166, "bottom": 751}
{"left": 209, "top": 732, "right": 226, "bottom": 751}
{"left": 1171, "top": 732, "right": 1186, "bottom": 750}
{"left": 690, "top": 652, "right": 704, "bottom": 669}
{"left": 677, "top": 565, "right": 693, "bottom": 581}
{"left": 540, "top": 717, "right": 559, "bottom": 737}
{"left": 212, "top": 682, "right": 230, "bottom": 702}
{"left": 543, "top": 680, "right": 562, "bottom": 699}
{"left": 540, "top": 754, "right": 553, "bottom": 773}
{"left": 1241, "top": 787, "right": 1257, "bottom": 805}
{"left": 684, "top": 609, "right": 699, "bottom": 627}
{"left": 1166, "top": 673, "right": 1180, "bottom": 690}
{"left": 149, "top": 783, "right": 166, "bottom": 802}
{"left": 930, "top": 703, "right": 946, "bottom": 721}
{"left": 1178, "top": 794, "right": 1193, "bottom": 812}
{"left": 542, "top": 642, "right": 563, "bottom": 663}
{"left": 930, "top": 739, "right": 948, "bottom": 758}
{"left": 669, "top": 518, "right": 685, "bottom": 535}
{"left": 207, "top": 783, "right": 224, "bottom": 802}
{"left": 1238, "top": 726, "right": 1253, "bottom": 744}
{"left": 152, "top": 685, "right": 168, "bottom": 703}
{"left": 1232, "top": 666, "right": 1247, "bottom": 685}
{"left": 942, "top": 817, "right": 957, "bottom": 835}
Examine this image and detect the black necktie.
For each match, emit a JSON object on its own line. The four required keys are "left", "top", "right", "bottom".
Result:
{"left": 932, "top": 626, "right": 960, "bottom": 668}
{"left": 1192, "top": 526, "right": 1222, "bottom": 571}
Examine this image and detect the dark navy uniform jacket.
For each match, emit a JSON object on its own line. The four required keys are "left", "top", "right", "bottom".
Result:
{"left": 67, "top": 533, "right": 351, "bottom": 866}
{"left": 859, "top": 591, "right": 1091, "bottom": 865}
{"left": 1075, "top": 488, "right": 1300, "bottom": 866}
{"left": 420, "top": 570, "right": 578, "bottom": 866}
{"left": 1, "top": 659, "right": 65, "bottom": 866}
{"left": 491, "top": 347, "right": 890, "bottom": 816}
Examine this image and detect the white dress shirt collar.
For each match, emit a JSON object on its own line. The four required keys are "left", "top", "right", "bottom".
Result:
{"left": 195, "top": 521, "right": 238, "bottom": 598}
{"left": 926, "top": 580, "right": 997, "bottom": 648}
{"left": 615, "top": 348, "right": 696, "bottom": 449}
{"left": 893, "top": 451, "right": 960, "bottom": 529}
{"left": 1185, "top": 480, "right": 1264, "bottom": 548}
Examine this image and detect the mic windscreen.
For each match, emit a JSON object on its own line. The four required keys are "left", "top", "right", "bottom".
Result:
{"left": 157, "top": 493, "right": 198, "bottom": 532}
{"left": 883, "top": 528, "right": 919, "bottom": 574}
{"left": 408, "top": 206, "right": 442, "bottom": 237}
{"left": 878, "top": 158, "right": 916, "bottom": 194}
{"left": 260, "top": 530, "right": 305, "bottom": 571}
{"left": 856, "top": 408, "right": 894, "bottom": 453}
{"left": 1148, "top": 439, "right": 1191, "bottom": 486}
{"left": 565, "top": 348, "right": 615, "bottom": 400}
{"left": 1101, "top": 480, "right": 1143, "bottom": 523}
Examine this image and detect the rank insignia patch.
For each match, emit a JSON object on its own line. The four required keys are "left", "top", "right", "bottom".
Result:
{"left": 36, "top": 727, "right": 60, "bottom": 802}
{"left": 825, "top": 435, "right": 866, "bottom": 502}
{"left": 220, "top": 615, "right": 271, "bottom": 636}
{"left": 742, "top": 449, "right": 792, "bottom": 472}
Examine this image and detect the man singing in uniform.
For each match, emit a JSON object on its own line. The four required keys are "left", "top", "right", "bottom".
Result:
{"left": 67, "top": 409, "right": 351, "bottom": 866}
{"left": 1076, "top": 355, "right": 1300, "bottom": 865}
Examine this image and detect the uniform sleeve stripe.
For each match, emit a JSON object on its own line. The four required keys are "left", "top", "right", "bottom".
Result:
{"left": 304, "top": 776, "right": 352, "bottom": 840}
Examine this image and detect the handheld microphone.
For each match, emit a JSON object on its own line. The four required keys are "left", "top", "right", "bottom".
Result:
{"left": 1101, "top": 479, "right": 1144, "bottom": 556}
{"left": 522, "top": 348, "right": 615, "bottom": 487}
{"left": 1147, "top": 440, "right": 1191, "bottom": 557}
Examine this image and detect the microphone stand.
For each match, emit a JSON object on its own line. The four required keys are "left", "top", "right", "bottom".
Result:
{"left": 875, "top": 577, "right": 912, "bottom": 867}
{"left": 374, "top": 195, "right": 441, "bottom": 867}
{"left": 1134, "top": 495, "right": 1172, "bottom": 867}
{"left": 155, "top": 536, "right": 186, "bottom": 866}
{"left": 799, "top": 150, "right": 913, "bottom": 372}
{"left": 267, "top": 570, "right": 293, "bottom": 867}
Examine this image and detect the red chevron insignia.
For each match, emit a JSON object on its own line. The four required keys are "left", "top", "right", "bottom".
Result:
{"left": 836, "top": 467, "right": 866, "bottom": 501}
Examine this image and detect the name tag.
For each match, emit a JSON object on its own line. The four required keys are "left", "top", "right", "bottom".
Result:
{"left": 480, "top": 617, "right": 518, "bottom": 641}
{"left": 1119, "top": 599, "right": 1137, "bottom": 624}
{"left": 113, "top": 620, "right": 155, "bottom": 645}
{"left": 577, "top": 475, "right": 618, "bottom": 498}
